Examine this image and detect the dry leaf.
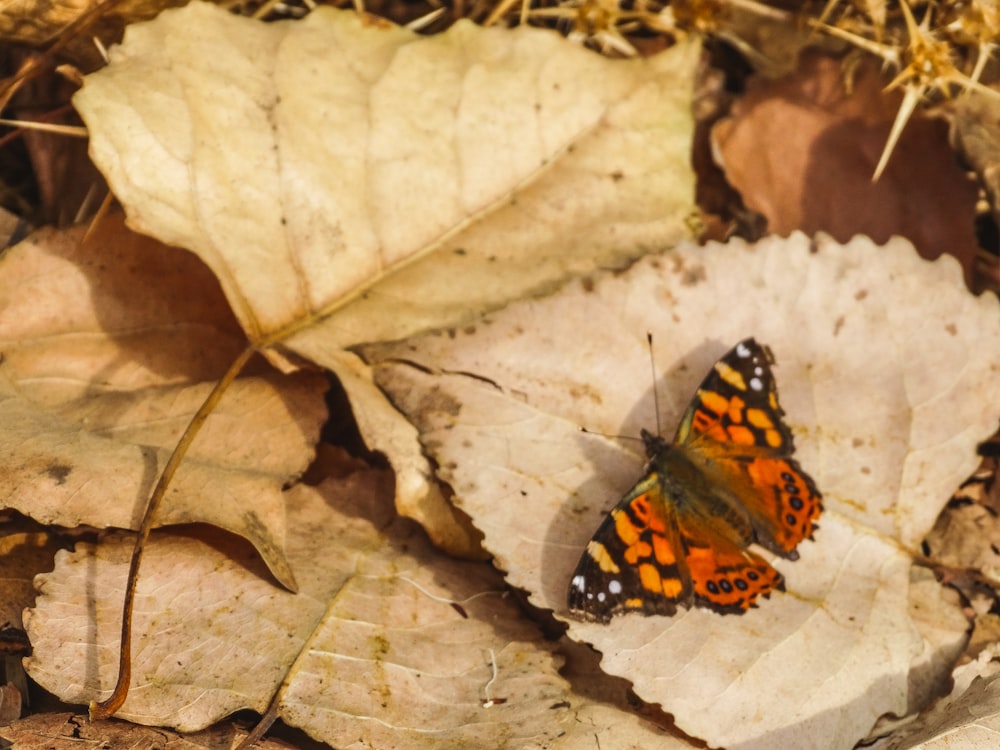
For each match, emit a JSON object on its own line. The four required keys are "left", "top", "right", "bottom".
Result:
{"left": 0, "top": 530, "right": 58, "bottom": 727}
{"left": 927, "top": 502, "right": 1000, "bottom": 583}
{"left": 0, "top": 216, "right": 327, "bottom": 587}
{"left": 24, "top": 449, "right": 688, "bottom": 745}
{"left": 0, "top": 711, "right": 296, "bottom": 749}
{"left": 904, "top": 566, "right": 971, "bottom": 715}
{"left": 363, "top": 233, "right": 998, "bottom": 749}
{"left": 25, "top": 463, "right": 576, "bottom": 745}
{"left": 72, "top": 3, "right": 698, "bottom": 553}
{"left": 0, "top": 532, "right": 60, "bottom": 636}
{"left": 0, "top": 684, "right": 20, "bottom": 725}
{"left": 712, "top": 53, "right": 979, "bottom": 286}
{"left": 952, "top": 89, "right": 1000, "bottom": 219}
{"left": 892, "top": 675, "right": 1000, "bottom": 748}
{"left": 871, "top": 647, "right": 1000, "bottom": 749}
{"left": 952, "top": 87, "right": 1000, "bottom": 292}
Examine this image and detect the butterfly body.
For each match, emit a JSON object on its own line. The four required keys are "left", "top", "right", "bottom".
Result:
{"left": 568, "top": 338, "right": 822, "bottom": 622}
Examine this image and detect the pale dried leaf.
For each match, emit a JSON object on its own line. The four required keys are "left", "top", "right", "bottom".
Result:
{"left": 21, "top": 454, "right": 678, "bottom": 745}
{"left": 324, "top": 347, "right": 483, "bottom": 555}
{"left": 75, "top": 4, "right": 696, "bottom": 348}
{"left": 554, "top": 703, "right": 687, "bottom": 750}
{"left": 952, "top": 87, "right": 1000, "bottom": 234}
{"left": 0, "top": 217, "right": 327, "bottom": 588}
{"left": 72, "top": 3, "right": 698, "bottom": 551}
{"left": 363, "top": 234, "right": 998, "bottom": 749}
{"left": 904, "top": 566, "right": 971, "bottom": 715}
{"left": 24, "top": 468, "right": 577, "bottom": 747}
{"left": 551, "top": 636, "right": 689, "bottom": 749}
{"left": 874, "top": 658, "right": 1000, "bottom": 749}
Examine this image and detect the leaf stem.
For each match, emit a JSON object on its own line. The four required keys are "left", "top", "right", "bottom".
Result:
{"left": 89, "top": 343, "right": 257, "bottom": 721}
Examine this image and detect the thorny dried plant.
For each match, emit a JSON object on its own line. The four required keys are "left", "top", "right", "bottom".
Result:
{"left": 2, "top": 0, "right": 997, "bottom": 181}
{"left": 814, "top": 0, "right": 999, "bottom": 177}
{"left": 1, "top": 0, "right": 998, "bottom": 230}
{"left": 483, "top": 0, "right": 999, "bottom": 178}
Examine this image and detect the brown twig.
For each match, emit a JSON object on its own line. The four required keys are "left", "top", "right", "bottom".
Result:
{"left": 89, "top": 343, "right": 257, "bottom": 721}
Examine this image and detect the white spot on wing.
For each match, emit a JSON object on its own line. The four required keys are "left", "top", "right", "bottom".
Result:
{"left": 608, "top": 579, "right": 622, "bottom": 595}
{"left": 571, "top": 575, "right": 585, "bottom": 592}
{"left": 736, "top": 342, "right": 751, "bottom": 358}
{"left": 750, "top": 377, "right": 763, "bottom": 391}
{"left": 597, "top": 592, "right": 606, "bottom": 602}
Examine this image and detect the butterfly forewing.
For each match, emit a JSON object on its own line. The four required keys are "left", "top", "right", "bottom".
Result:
{"left": 675, "top": 339, "right": 793, "bottom": 453}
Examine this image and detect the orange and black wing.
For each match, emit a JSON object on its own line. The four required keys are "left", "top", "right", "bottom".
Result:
{"left": 676, "top": 338, "right": 822, "bottom": 557}
{"left": 567, "top": 438, "right": 692, "bottom": 623}
{"left": 678, "top": 505, "right": 785, "bottom": 612}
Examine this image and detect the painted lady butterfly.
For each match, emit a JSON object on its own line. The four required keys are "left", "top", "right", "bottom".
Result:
{"left": 568, "top": 338, "right": 822, "bottom": 622}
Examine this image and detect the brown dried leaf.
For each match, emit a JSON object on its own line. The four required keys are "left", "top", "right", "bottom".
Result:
{"left": 927, "top": 502, "right": 1000, "bottom": 582}
{"left": 0, "top": 711, "right": 295, "bottom": 749}
{"left": 712, "top": 52, "right": 979, "bottom": 286}
{"left": 0, "top": 532, "right": 60, "bottom": 636}
{"left": 0, "top": 215, "right": 327, "bottom": 587}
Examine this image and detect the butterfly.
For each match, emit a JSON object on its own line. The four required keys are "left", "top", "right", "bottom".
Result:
{"left": 567, "top": 338, "right": 822, "bottom": 622}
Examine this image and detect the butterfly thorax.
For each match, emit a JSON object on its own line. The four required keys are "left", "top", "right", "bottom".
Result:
{"left": 639, "top": 429, "right": 756, "bottom": 550}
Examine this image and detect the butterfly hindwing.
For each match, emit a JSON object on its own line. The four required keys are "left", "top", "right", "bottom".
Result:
{"left": 740, "top": 456, "right": 822, "bottom": 555}
{"left": 679, "top": 509, "right": 785, "bottom": 612}
{"left": 568, "top": 457, "right": 692, "bottom": 623}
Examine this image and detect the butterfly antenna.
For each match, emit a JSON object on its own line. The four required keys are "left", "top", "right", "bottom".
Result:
{"left": 647, "top": 332, "right": 662, "bottom": 436}
{"left": 579, "top": 425, "right": 643, "bottom": 445}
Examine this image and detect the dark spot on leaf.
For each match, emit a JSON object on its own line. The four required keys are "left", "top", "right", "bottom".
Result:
{"left": 46, "top": 464, "right": 72, "bottom": 485}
